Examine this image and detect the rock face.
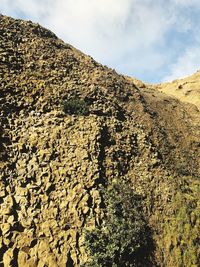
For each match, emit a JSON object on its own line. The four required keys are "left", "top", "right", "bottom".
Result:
{"left": 155, "top": 72, "right": 200, "bottom": 110}
{"left": 0, "top": 15, "right": 199, "bottom": 266}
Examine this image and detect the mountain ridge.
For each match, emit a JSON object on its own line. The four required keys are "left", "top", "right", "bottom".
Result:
{"left": 0, "top": 15, "right": 199, "bottom": 267}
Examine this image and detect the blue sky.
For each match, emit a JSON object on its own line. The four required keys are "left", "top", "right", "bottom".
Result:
{"left": 1, "top": 0, "right": 200, "bottom": 83}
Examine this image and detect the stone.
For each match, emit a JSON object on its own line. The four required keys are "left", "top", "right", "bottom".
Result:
{"left": 1, "top": 223, "right": 11, "bottom": 235}
{"left": 3, "top": 248, "right": 13, "bottom": 266}
{"left": 0, "top": 15, "right": 199, "bottom": 267}
{"left": 18, "top": 251, "right": 28, "bottom": 265}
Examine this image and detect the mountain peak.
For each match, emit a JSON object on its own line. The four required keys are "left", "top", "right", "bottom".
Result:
{"left": 0, "top": 15, "right": 199, "bottom": 267}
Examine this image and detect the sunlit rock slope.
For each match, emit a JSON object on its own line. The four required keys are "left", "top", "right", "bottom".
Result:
{"left": 0, "top": 15, "right": 199, "bottom": 267}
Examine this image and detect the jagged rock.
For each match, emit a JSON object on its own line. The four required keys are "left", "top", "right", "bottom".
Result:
{"left": 3, "top": 248, "right": 13, "bottom": 266}
{"left": 0, "top": 15, "right": 199, "bottom": 267}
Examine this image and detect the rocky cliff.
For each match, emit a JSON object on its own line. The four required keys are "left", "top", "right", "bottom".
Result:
{"left": 0, "top": 15, "right": 199, "bottom": 267}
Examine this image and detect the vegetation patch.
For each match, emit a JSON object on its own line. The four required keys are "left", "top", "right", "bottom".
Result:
{"left": 83, "top": 180, "right": 152, "bottom": 267}
{"left": 161, "top": 176, "right": 200, "bottom": 267}
{"left": 62, "top": 97, "right": 89, "bottom": 115}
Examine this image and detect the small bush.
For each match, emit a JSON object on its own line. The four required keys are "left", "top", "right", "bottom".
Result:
{"left": 84, "top": 180, "right": 149, "bottom": 267}
{"left": 62, "top": 97, "right": 89, "bottom": 115}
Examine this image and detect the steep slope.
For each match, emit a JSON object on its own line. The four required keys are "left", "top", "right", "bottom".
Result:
{"left": 156, "top": 71, "right": 200, "bottom": 110}
{"left": 0, "top": 15, "right": 199, "bottom": 267}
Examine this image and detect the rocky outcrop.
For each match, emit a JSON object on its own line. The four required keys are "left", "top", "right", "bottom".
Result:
{"left": 0, "top": 15, "right": 199, "bottom": 266}
{"left": 156, "top": 71, "right": 200, "bottom": 110}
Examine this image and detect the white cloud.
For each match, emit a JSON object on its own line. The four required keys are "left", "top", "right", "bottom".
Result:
{"left": 1, "top": 0, "right": 46, "bottom": 19}
{"left": 173, "top": 0, "right": 200, "bottom": 8}
{"left": 162, "top": 45, "right": 200, "bottom": 82}
{"left": 1, "top": 0, "right": 200, "bottom": 83}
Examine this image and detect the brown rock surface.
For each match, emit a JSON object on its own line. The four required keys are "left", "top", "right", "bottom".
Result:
{"left": 0, "top": 15, "right": 199, "bottom": 266}
{"left": 155, "top": 71, "right": 200, "bottom": 110}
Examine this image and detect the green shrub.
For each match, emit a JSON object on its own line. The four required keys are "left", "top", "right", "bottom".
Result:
{"left": 83, "top": 180, "right": 150, "bottom": 267}
{"left": 62, "top": 97, "right": 89, "bottom": 115}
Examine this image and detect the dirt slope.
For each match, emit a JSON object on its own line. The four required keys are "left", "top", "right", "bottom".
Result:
{"left": 156, "top": 71, "right": 200, "bottom": 110}
{"left": 0, "top": 15, "right": 199, "bottom": 267}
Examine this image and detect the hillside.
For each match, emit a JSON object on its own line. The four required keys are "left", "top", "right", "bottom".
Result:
{"left": 156, "top": 71, "right": 200, "bottom": 110}
{"left": 0, "top": 15, "right": 199, "bottom": 267}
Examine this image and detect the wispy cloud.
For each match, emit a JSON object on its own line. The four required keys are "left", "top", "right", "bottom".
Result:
{"left": 162, "top": 45, "right": 200, "bottom": 82}
{"left": 1, "top": 0, "right": 200, "bottom": 83}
